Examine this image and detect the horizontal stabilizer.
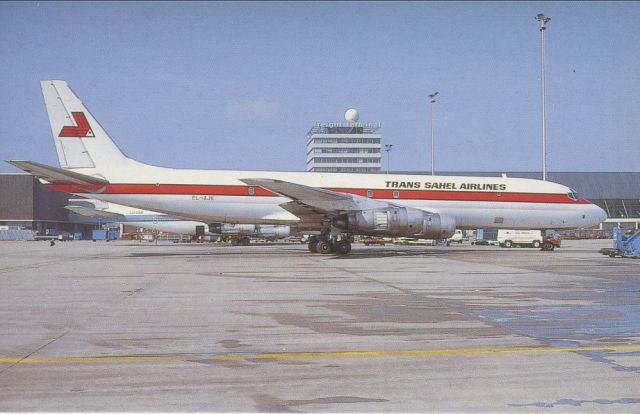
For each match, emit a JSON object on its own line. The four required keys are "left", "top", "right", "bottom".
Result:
{"left": 7, "top": 160, "right": 109, "bottom": 185}
{"left": 64, "top": 205, "right": 123, "bottom": 219}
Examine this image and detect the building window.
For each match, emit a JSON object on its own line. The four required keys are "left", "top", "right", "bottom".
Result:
{"left": 312, "top": 137, "right": 380, "bottom": 144}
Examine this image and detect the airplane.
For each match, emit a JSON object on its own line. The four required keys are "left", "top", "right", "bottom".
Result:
{"left": 8, "top": 80, "right": 607, "bottom": 255}
{"left": 66, "top": 198, "right": 291, "bottom": 244}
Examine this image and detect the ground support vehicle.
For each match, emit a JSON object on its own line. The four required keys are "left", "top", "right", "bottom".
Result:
{"left": 498, "top": 230, "right": 543, "bottom": 248}
{"left": 448, "top": 229, "right": 464, "bottom": 244}
{"left": 600, "top": 228, "right": 640, "bottom": 258}
{"left": 540, "top": 234, "right": 561, "bottom": 251}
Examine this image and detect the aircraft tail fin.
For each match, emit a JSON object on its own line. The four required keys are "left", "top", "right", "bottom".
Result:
{"left": 41, "top": 80, "right": 131, "bottom": 169}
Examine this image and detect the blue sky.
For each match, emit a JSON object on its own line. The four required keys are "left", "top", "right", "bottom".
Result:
{"left": 1, "top": 1, "right": 638, "bottom": 173}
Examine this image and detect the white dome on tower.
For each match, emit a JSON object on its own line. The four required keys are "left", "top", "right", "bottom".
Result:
{"left": 344, "top": 108, "right": 359, "bottom": 122}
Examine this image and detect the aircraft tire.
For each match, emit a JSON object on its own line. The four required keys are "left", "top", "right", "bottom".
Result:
{"left": 316, "top": 240, "right": 332, "bottom": 254}
{"left": 335, "top": 240, "right": 352, "bottom": 255}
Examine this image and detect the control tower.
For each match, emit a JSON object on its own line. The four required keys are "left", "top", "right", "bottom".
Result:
{"left": 306, "top": 109, "right": 382, "bottom": 173}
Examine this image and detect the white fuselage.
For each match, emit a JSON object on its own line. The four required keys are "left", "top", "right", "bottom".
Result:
{"left": 51, "top": 161, "right": 607, "bottom": 231}
{"left": 68, "top": 199, "right": 290, "bottom": 238}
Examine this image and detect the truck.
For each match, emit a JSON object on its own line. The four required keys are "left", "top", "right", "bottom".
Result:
{"left": 497, "top": 229, "right": 543, "bottom": 248}
{"left": 471, "top": 229, "right": 499, "bottom": 246}
{"left": 497, "top": 229, "right": 561, "bottom": 250}
{"left": 448, "top": 229, "right": 464, "bottom": 244}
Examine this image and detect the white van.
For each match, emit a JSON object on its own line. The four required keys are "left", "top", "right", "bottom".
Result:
{"left": 497, "top": 229, "right": 543, "bottom": 248}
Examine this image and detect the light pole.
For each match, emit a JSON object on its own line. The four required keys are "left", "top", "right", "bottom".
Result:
{"left": 384, "top": 144, "right": 393, "bottom": 174}
{"left": 536, "top": 13, "right": 550, "bottom": 181}
{"left": 429, "top": 92, "right": 439, "bottom": 175}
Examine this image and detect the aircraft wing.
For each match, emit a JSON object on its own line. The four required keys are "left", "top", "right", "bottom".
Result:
{"left": 7, "top": 160, "right": 109, "bottom": 185}
{"left": 242, "top": 178, "right": 359, "bottom": 211}
{"left": 241, "top": 178, "right": 394, "bottom": 225}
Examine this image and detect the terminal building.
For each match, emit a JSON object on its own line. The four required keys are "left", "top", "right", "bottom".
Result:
{"left": 306, "top": 109, "right": 382, "bottom": 173}
{"left": 0, "top": 173, "right": 94, "bottom": 237}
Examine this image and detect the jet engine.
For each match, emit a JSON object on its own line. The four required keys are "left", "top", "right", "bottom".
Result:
{"left": 256, "top": 226, "right": 290, "bottom": 239}
{"left": 209, "top": 223, "right": 290, "bottom": 239}
{"left": 333, "top": 207, "right": 455, "bottom": 239}
{"left": 209, "top": 223, "right": 256, "bottom": 235}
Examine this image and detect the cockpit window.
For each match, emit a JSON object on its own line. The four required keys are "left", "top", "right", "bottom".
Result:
{"left": 568, "top": 189, "right": 580, "bottom": 200}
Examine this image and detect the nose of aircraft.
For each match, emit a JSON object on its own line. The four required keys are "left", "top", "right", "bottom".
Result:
{"left": 588, "top": 203, "right": 608, "bottom": 226}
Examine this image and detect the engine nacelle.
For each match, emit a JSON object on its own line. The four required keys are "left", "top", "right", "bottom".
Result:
{"left": 334, "top": 207, "right": 455, "bottom": 239}
{"left": 209, "top": 223, "right": 256, "bottom": 235}
{"left": 256, "top": 225, "right": 290, "bottom": 239}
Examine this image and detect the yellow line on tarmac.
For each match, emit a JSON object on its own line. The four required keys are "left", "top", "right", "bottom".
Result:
{"left": 1, "top": 344, "right": 639, "bottom": 365}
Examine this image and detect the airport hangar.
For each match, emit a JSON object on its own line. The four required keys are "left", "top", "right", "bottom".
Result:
{"left": 1, "top": 171, "right": 638, "bottom": 238}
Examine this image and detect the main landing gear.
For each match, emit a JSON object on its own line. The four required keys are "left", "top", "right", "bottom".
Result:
{"left": 307, "top": 230, "right": 352, "bottom": 255}
{"left": 230, "top": 236, "right": 251, "bottom": 246}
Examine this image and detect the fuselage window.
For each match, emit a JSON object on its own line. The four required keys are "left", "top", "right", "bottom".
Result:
{"left": 248, "top": 186, "right": 255, "bottom": 196}
{"left": 392, "top": 190, "right": 399, "bottom": 199}
{"left": 367, "top": 189, "right": 373, "bottom": 198}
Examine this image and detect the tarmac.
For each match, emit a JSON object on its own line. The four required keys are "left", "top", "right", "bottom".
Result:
{"left": 0, "top": 239, "right": 639, "bottom": 412}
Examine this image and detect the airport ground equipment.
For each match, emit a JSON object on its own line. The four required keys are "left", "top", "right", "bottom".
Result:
{"left": 600, "top": 227, "right": 640, "bottom": 258}
{"left": 91, "top": 229, "right": 118, "bottom": 241}
{"left": 498, "top": 229, "right": 543, "bottom": 248}
{"left": 472, "top": 228, "right": 499, "bottom": 246}
{"left": 448, "top": 229, "right": 464, "bottom": 244}
{"left": 541, "top": 234, "right": 561, "bottom": 251}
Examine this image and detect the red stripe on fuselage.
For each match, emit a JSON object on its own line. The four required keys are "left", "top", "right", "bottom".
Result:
{"left": 325, "top": 188, "right": 589, "bottom": 204}
{"left": 47, "top": 183, "right": 591, "bottom": 204}
{"left": 49, "top": 183, "right": 276, "bottom": 197}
